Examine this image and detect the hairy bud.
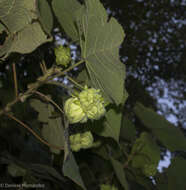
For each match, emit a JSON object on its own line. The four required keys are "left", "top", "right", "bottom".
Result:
{"left": 64, "top": 97, "right": 87, "bottom": 124}
{"left": 64, "top": 86, "right": 106, "bottom": 124}
{"left": 70, "top": 133, "right": 82, "bottom": 152}
{"left": 54, "top": 45, "right": 71, "bottom": 67}
{"left": 70, "top": 131, "right": 94, "bottom": 152}
{"left": 80, "top": 131, "right": 94, "bottom": 149}
{"left": 79, "top": 87, "right": 106, "bottom": 120}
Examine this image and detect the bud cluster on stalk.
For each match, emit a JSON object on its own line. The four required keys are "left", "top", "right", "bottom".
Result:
{"left": 64, "top": 86, "right": 106, "bottom": 124}
{"left": 70, "top": 131, "right": 94, "bottom": 152}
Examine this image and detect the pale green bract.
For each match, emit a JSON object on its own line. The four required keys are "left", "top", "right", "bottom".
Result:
{"left": 70, "top": 133, "right": 82, "bottom": 152}
{"left": 80, "top": 131, "right": 94, "bottom": 149}
{"left": 54, "top": 45, "right": 71, "bottom": 67}
{"left": 70, "top": 131, "right": 94, "bottom": 152}
{"left": 79, "top": 87, "right": 106, "bottom": 120}
{"left": 64, "top": 97, "right": 87, "bottom": 124}
{"left": 64, "top": 87, "right": 106, "bottom": 124}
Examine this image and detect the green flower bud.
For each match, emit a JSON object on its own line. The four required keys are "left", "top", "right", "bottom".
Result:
{"left": 70, "top": 133, "right": 81, "bottom": 152}
{"left": 65, "top": 86, "right": 106, "bottom": 124}
{"left": 54, "top": 45, "right": 71, "bottom": 67}
{"left": 143, "top": 163, "right": 157, "bottom": 177}
{"left": 64, "top": 97, "right": 87, "bottom": 124}
{"left": 79, "top": 87, "right": 106, "bottom": 120}
{"left": 80, "top": 131, "right": 94, "bottom": 149}
{"left": 70, "top": 131, "right": 94, "bottom": 152}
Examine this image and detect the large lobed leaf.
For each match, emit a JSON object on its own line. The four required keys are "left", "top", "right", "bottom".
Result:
{"left": 9, "top": 23, "right": 50, "bottom": 54}
{"left": 0, "top": 0, "right": 51, "bottom": 59}
{"left": 78, "top": 0, "right": 127, "bottom": 105}
{"left": 37, "top": 0, "right": 53, "bottom": 34}
{"left": 134, "top": 102, "right": 186, "bottom": 151}
{"left": 52, "top": 0, "right": 82, "bottom": 41}
{"left": 0, "top": 0, "right": 37, "bottom": 33}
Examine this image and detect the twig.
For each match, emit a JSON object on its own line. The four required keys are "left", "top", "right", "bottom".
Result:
{"left": 0, "top": 60, "right": 85, "bottom": 116}
{"left": 35, "top": 91, "right": 64, "bottom": 114}
{"left": 66, "top": 75, "right": 84, "bottom": 90}
{"left": 40, "top": 60, "right": 47, "bottom": 74}
{"left": 40, "top": 62, "right": 45, "bottom": 74}
{"left": 12, "top": 63, "right": 18, "bottom": 98}
{"left": 46, "top": 81, "right": 72, "bottom": 91}
{"left": 42, "top": 60, "right": 47, "bottom": 73}
{"left": 5, "top": 113, "right": 64, "bottom": 150}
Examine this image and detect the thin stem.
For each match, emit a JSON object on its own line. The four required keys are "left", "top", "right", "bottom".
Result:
{"left": 66, "top": 75, "right": 84, "bottom": 90}
{"left": 42, "top": 60, "right": 47, "bottom": 73}
{"left": 40, "top": 60, "right": 47, "bottom": 74}
{"left": 5, "top": 113, "right": 64, "bottom": 150}
{"left": 40, "top": 62, "right": 45, "bottom": 74}
{"left": 46, "top": 81, "right": 72, "bottom": 91}
{"left": 54, "top": 59, "right": 85, "bottom": 79}
{"left": 12, "top": 63, "right": 18, "bottom": 98}
{"left": 35, "top": 91, "right": 64, "bottom": 114}
{"left": 0, "top": 60, "right": 85, "bottom": 116}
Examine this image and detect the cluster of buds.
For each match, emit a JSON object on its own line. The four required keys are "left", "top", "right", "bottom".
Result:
{"left": 70, "top": 131, "right": 94, "bottom": 152}
{"left": 64, "top": 86, "right": 106, "bottom": 124}
{"left": 54, "top": 45, "right": 71, "bottom": 67}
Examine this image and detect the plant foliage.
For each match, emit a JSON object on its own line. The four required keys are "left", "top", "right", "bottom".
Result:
{"left": 0, "top": 0, "right": 186, "bottom": 189}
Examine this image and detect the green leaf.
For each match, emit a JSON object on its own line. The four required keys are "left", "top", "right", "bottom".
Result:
{"left": 166, "top": 157, "right": 186, "bottom": 190}
{"left": 110, "top": 158, "right": 129, "bottom": 190}
{"left": 0, "top": 22, "right": 50, "bottom": 58}
{"left": 38, "top": 0, "right": 53, "bottom": 34}
{"left": 9, "top": 22, "right": 50, "bottom": 54}
{"left": 42, "top": 117, "right": 65, "bottom": 154}
{"left": 78, "top": 0, "right": 126, "bottom": 105}
{"left": 93, "top": 107, "right": 122, "bottom": 142}
{"left": 30, "top": 99, "right": 49, "bottom": 123}
{"left": 120, "top": 118, "right": 136, "bottom": 141}
{"left": 131, "top": 132, "right": 160, "bottom": 167}
{"left": 52, "top": 0, "right": 82, "bottom": 41}
{"left": 30, "top": 99, "right": 65, "bottom": 154}
{"left": 0, "top": 35, "right": 12, "bottom": 58}
{"left": 30, "top": 164, "right": 65, "bottom": 182}
{"left": 0, "top": 22, "right": 5, "bottom": 33}
{"left": 0, "top": 0, "right": 49, "bottom": 58}
{"left": 0, "top": 0, "right": 37, "bottom": 33}
{"left": 134, "top": 102, "right": 186, "bottom": 151}
{"left": 63, "top": 151, "right": 86, "bottom": 190}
